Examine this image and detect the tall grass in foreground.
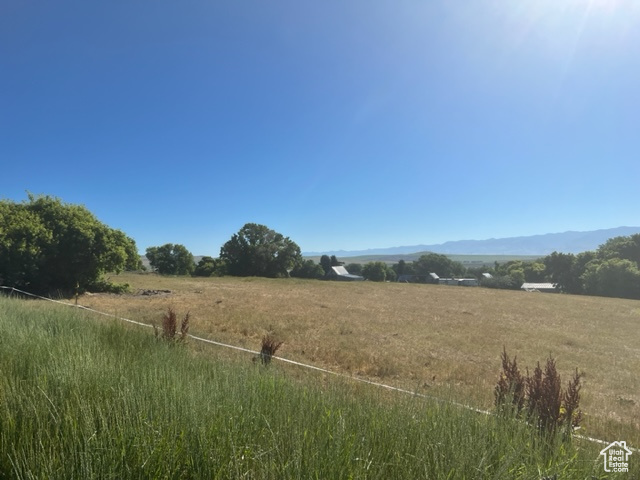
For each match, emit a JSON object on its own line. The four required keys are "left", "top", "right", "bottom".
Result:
{"left": 0, "top": 297, "right": 634, "bottom": 479}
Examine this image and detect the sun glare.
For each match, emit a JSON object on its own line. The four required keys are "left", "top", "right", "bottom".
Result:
{"left": 582, "top": 0, "right": 640, "bottom": 14}
{"left": 586, "top": 0, "right": 622, "bottom": 9}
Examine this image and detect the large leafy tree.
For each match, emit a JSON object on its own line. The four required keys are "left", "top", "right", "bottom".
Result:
{"left": 581, "top": 258, "right": 640, "bottom": 299}
{"left": 319, "top": 255, "right": 332, "bottom": 275}
{"left": 392, "top": 259, "right": 415, "bottom": 276}
{"left": 345, "top": 263, "right": 363, "bottom": 275}
{"left": 543, "top": 252, "right": 575, "bottom": 292}
{"left": 412, "top": 253, "right": 464, "bottom": 277}
{"left": 577, "top": 234, "right": 640, "bottom": 299}
{"left": 192, "top": 256, "right": 225, "bottom": 277}
{"left": 220, "top": 223, "right": 302, "bottom": 278}
{"left": 0, "top": 194, "right": 140, "bottom": 293}
{"left": 362, "top": 261, "right": 388, "bottom": 282}
{"left": 290, "top": 259, "right": 324, "bottom": 279}
{"left": 146, "top": 244, "right": 194, "bottom": 275}
{"left": 597, "top": 234, "right": 640, "bottom": 266}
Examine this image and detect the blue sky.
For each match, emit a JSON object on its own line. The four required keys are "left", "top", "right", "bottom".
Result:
{"left": 1, "top": 0, "right": 639, "bottom": 255}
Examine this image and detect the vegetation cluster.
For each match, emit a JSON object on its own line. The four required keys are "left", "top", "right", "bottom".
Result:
{"left": 1, "top": 194, "right": 638, "bottom": 301}
{"left": 495, "top": 349, "right": 583, "bottom": 438}
{"left": 0, "top": 195, "right": 140, "bottom": 294}
{"left": 153, "top": 223, "right": 640, "bottom": 300}
{"left": 480, "top": 235, "right": 640, "bottom": 299}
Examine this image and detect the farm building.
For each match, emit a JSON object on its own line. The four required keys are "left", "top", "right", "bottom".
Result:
{"left": 438, "top": 278, "right": 479, "bottom": 286}
{"left": 396, "top": 273, "right": 440, "bottom": 284}
{"left": 521, "top": 283, "right": 558, "bottom": 293}
{"left": 326, "top": 266, "right": 364, "bottom": 281}
{"left": 396, "top": 273, "right": 479, "bottom": 286}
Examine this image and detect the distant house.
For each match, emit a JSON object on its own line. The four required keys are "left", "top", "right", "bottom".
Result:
{"left": 396, "top": 274, "right": 435, "bottom": 283}
{"left": 327, "top": 266, "right": 364, "bottom": 281}
{"left": 437, "top": 277, "right": 479, "bottom": 286}
{"left": 521, "top": 283, "right": 558, "bottom": 293}
{"left": 397, "top": 273, "right": 478, "bottom": 286}
{"left": 397, "top": 274, "right": 412, "bottom": 283}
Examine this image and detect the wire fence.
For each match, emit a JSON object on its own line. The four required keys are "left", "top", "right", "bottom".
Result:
{"left": 0, "top": 284, "right": 635, "bottom": 452}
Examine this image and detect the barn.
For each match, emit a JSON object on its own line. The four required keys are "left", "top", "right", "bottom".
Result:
{"left": 327, "top": 266, "right": 364, "bottom": 281}
{"left": 521, "top": 282, "right": 558, "bottom": 293}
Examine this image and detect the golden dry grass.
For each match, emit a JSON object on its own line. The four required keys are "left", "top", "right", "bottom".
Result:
{"left": 82, "top": 272, "right": 640, "bottom": 445}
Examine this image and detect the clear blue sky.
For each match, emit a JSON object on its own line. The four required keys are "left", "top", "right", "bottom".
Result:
{"left": 2, "top": 0, "right": 639, "bottom": 255}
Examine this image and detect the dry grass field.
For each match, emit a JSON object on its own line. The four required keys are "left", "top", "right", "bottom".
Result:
{"left": 79, "top": 272, "right": 640, "bottom": 446}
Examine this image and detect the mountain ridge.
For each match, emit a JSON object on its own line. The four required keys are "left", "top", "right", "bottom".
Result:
{"left": 303, "top": 226, "right": 640, "bottom": 257}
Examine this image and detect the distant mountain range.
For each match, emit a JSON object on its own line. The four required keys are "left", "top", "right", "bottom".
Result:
{"left": 303, "top": 227, "right": 640, "bottom": 257}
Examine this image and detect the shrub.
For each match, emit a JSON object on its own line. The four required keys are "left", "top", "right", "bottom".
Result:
{"left": 290, "top": 259, "right": 324, "bottom": 279}
{"left": 526, "top": 358, "right": 563, "bottom": 436}
{"left": 154, "top": 307, "right": 190, "bottom": 342}
{"left": 259, "top": 335, "right": 283, "bottom": 365}
{"left": 495, "top": 349, "right": 583, "bottom": 438}
{"left": 87, "top": 279, "right": 130, "bottom": 294}
{"left": 481, "top": 275, "right": 521, "bottom": 290}
{"left": 494, "top": 347, "right": 526, "bottom": 416}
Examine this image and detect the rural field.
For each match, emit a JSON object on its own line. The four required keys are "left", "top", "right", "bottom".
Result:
{"left": 76, "top": 272, "right": 640, "bottom": 447}
{"left": 5, "top": 295, "right": 632, "bottom": 478}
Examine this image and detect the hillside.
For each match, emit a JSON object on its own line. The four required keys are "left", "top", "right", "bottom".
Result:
{"left": 304, "top": 226, "right": 640, "bottom": 257}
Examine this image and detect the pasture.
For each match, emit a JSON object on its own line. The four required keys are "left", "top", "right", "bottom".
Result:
{"left": 78, "top": 272, "right": 640, "bottom": 447}
{"left": 3, "top": 296, "right": 628, "bottom": 478}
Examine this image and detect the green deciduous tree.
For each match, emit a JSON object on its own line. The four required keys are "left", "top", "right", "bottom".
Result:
{"left": 385, "top": 265, "right": 397, "bottom": 282}
{"left": 344, "top": 263, "right": 363, "bottom": 275}
{"left": 543, "top": 252, "right": 576, "bottom": 292}
{"left": 192, "top": 256, "right": 224, "bottom": 277}
{"left": 320, "top": 255, "right": 332, "bottom": 275}
{"left": 392, "top": 259, "right": 415, "bottom": 276}
{"left": 597, "top": 234, "right": 640, "bottom": 265}
{"left": 412, "top": 253, "right": 464, "bottom": 277}
{"left": 523, "top": 262, "right": 546, "bottom": 282}
{"left": 571, "top": 251, "right": 596, "bottom": 293}
{"left": 219, "top": 223, "right": 302, "bottom": 278}
{"left": 0, "top": 194, "right": 140, "bottom": 293}
{"left": 290, "top": 259, "right": 324, "bottom": 279}
{"left": 362, "top": 261, "right": 388, "bottom": 282}
{"left": 581, "top": 258, "right": 640, "bottom": 299}
{"left": 146, "top": 244, "right": 194, "bottom": 275}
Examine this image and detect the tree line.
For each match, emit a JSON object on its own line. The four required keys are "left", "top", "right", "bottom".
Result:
{"left": 2, "top": 196, "right": 638, "bottom": 300}
{"left": 149, "top": 222, "right": 639, "bottom": 300}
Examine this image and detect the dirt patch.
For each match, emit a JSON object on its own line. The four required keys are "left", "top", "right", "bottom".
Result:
{"left": 137, "top": 289, "right": 172, "bottom": 296}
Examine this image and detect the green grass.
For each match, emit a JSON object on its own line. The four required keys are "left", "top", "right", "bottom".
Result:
{"left": 0, "top": 296, "right": 635, "bottom": 479}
